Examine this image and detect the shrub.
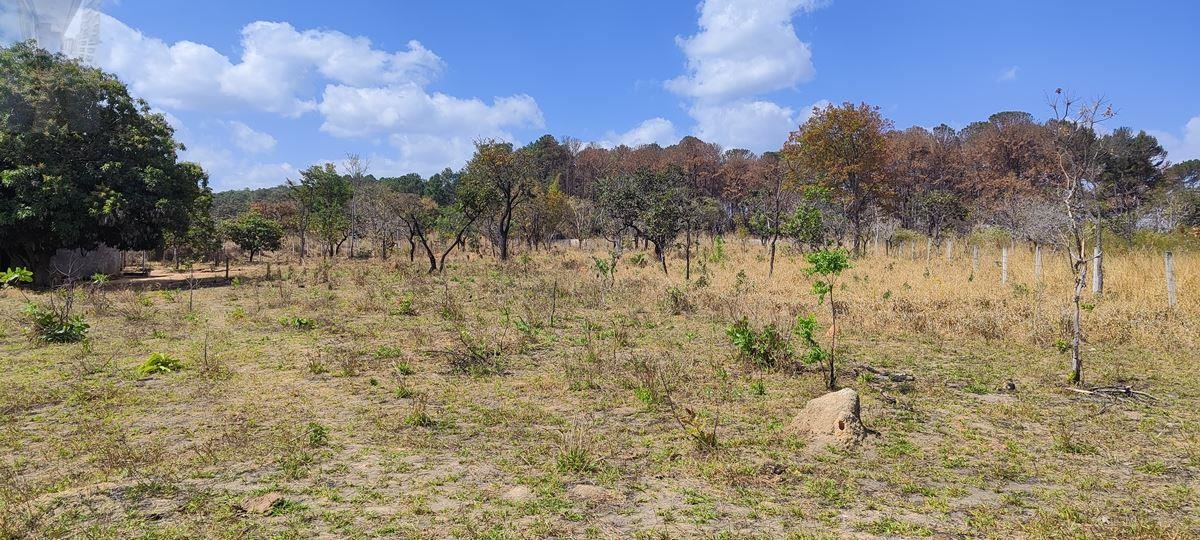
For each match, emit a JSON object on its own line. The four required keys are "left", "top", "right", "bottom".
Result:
{"left": 726, "top": 317, "right": 793, "bottom": 369}
{"left": 1, "top": 267, "right": 33, "bottom": 288}
{"left": 137, "top": 352, "right": 184, "bottom": 376}
{"left": 279, "top": 316, "right": 315, "bottom": 330}
{"left": 23, "top": 301, "right": 88, "bottom": 344}
{"left": 662, "top": 286, "right": 692, "bottom": 315}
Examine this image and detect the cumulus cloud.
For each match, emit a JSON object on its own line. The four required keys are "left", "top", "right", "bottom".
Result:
{"left": 666, "top": 0, "right": 827, "bottom": 152}
{"left": 692, "top": 99, "right": 827, "bottom": 151}
{"left": 226, "top": 121, "right": 277, "bottom": 154}
{"left": 998, "top": 66, "right": 1019, "bottom": 82}
{"left": 91, "top": 14, "right": 443, "bottom": 116}
{"left": 79, "top": 11, "right": 545, "bottom": 186}
{"left": 1151, "top": 115, "right": 1200, "bottom": 162}
{"left": 595, "top": 118, "right": 678, "bottom": 148}
{"left": 318, "top": 84, "right": 542, "bottom": 138}
{"left": 317, "top": 84, "right": 543, "bottom": 175}
{"left": 666, "top": 0, "right": 824, "bottom": 101}
{"left": 182, "top": 144, "right": 297, "bottom": 191}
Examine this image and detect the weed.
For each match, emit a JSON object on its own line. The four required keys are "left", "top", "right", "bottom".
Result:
{"left": 137, "top": 352, "right": 183, "bottom": 376}
{"left": 280, "top": 315, "right": 316, "bottom": 330}
{"left": 662, "top": 285, "right": 692, "bottom": 315}
{"left": 726, "top": 317, "right": 792, "bottom": 369}
{"left": 554, "top": 422, "right": 603, "bottom": 474}
{"left": 22, "top": 288, "right": 89, "bottom": 344}
{"left": 403, "top": 394, "right": 434, "bottom": 427}
{"left": 306, "top": 422, "right": 330, "bottom": 448}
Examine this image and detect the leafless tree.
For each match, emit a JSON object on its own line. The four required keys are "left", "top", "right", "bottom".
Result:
{"left": 1048, "top": 89, "right": 1114, "bottom": 385}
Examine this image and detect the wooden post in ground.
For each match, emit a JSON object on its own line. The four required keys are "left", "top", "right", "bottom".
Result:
{"left": 224, "top": 254, "right": 230, "bottom": 280}
{"left": 972, "top": 246, "right": 979, "bottom": 274}
{"left": 1165, "top": 251, "right": 1177, "bottom": 308}
{"left": 1000, "top": 247, "right": 1008, "bottom": 284}
{"left": 1034, "top": 244, "right": 1042, "bottom": 281}
{"left": 945, "top": 239, "right": 953, "bottom": 261}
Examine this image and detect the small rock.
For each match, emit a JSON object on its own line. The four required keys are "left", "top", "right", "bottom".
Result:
{"left": 567, "top": 484, "right": 610, "bottom": 503}
{"left": 238, "top": 492, "right": 283, "bottom": 514}
{"left": 789, "top": 388, "right": 867, "bottom": 450}
{"left": 500, "top": 485, "right": 534, "bottom": 503}
{"left": 757, "top": 461, "right": 787, "bottom": 476}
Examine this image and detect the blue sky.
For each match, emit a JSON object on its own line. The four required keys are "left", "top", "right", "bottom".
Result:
{"left": 2, "top": 0, "right": 1198, "bottom": 190}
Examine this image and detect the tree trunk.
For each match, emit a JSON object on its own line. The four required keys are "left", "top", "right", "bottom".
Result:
{"left": 768, "top": 232, "right": 778, "bottom": 278}
{"left": 827, "top": 283, "right": 838, "bottom": 390}
{"left": 1070, "top": 261, "right": 1087, "bottom": 385}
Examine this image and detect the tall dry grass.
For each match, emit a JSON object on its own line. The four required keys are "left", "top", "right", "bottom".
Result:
{"left": 549, "top": 237, "right": 1197, "bottom": 354}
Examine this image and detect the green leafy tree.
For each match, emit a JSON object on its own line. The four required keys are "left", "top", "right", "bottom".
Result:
{"left": 459, "top": 140, "right": 535, "bottom": 261}
{"left": 0, "top": 42, "right": 209, "bottom": 283}
{"left": 164, "top": 184, "right": 220, "bottom": 268}
{"left": 1097, "top": 128, "right": 1167, "bottom": 240}
{"left": 222, "top": 212, "right": 283, "bottom": 262}
{"left": 288, "top": 163, "right": 353, "bottom": 260}
{"left": 596, "top": 167, "right": 687, "bottom": 274}
{"left": 801, "top": 249, "right": 851, "bottom": 389}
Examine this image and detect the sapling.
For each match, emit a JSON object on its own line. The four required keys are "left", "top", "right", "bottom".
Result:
{"left": 800, "top": 249, "right": 851, "bottom": 389}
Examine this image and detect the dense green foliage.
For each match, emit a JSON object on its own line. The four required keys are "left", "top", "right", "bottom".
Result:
{"left": 221, "top": 211, "right": 284, "bottom": 262}
{"left": 0, "top": 42, "right": 209, "bottom": 279}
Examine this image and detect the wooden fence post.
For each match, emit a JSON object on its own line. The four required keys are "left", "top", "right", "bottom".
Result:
{"left": 1165, "top": 251, "right": 1177, "bottom": 308}
{"left": 1034, "top": 244, "right": 1042, "bottom": 281}
{"left": 972, "top": 245, "right": 979, "bottom": 274}
{"left": 1000, "top": 247, "right": 1008, "bottom": 284}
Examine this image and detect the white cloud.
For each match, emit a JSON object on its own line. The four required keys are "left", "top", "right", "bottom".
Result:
{"left": 318, "top": 84, "right": 542, "bottom": 138}
{"left": 595, "top": 118, "right": 678, "bottom": 148}
{"left": 315, "top": 84, "right": 542, "bottom": 176}
{"left": 381, "top": 135, "right": 482, "bottom": 178}
{"left": 692, "top": 99, "right": 827, "bottom": 152}
{"left": 81, "top": 11, "right": 545, "bottom": 187}
{"left": 665, "top": 0, "right": 824, "bottom": 101}
{"left": 1150, "top": 115, "right": 1200, "bottom": 163}
{"left": 226, "top": 121, "right": 277, "bottom": 154}
{"left": 91, "top": 13, "right": 444, "bottom": 117}
{"left": 998, "top": 66, "right": 1019, "bottom": 82}
{"left": 183, "top": 144, "right": 297, "bottom": 191}
{"left": 666, "top": 0, "right": 828, "bottom": 152}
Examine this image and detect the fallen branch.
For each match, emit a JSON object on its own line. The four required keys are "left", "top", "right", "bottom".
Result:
{"left": 854, "top": 364, "right": 916, "bottom": 383}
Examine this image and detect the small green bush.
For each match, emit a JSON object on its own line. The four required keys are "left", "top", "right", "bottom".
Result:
{"left": 726, "top": 317, "right": 792, "bottom": 369}
{"left": 23, "top": 302, "right": 89, "bottom": 343}
{"left": 279, "top": 316, "right": 315, "bottom": 330}
{"left": 137, "top": 352, "right": 184, "bottom": 376}
{"left": 305, "top": 422, "right": 330, "bottom": 447}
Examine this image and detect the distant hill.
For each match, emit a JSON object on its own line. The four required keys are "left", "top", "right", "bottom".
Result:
{"left": 211, "top": 184, "right": 292, "bottom": 222}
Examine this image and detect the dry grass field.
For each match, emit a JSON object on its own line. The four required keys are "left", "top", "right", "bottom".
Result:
{"left": 0, "top": 239, "right": 1196, "bottom": 539}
